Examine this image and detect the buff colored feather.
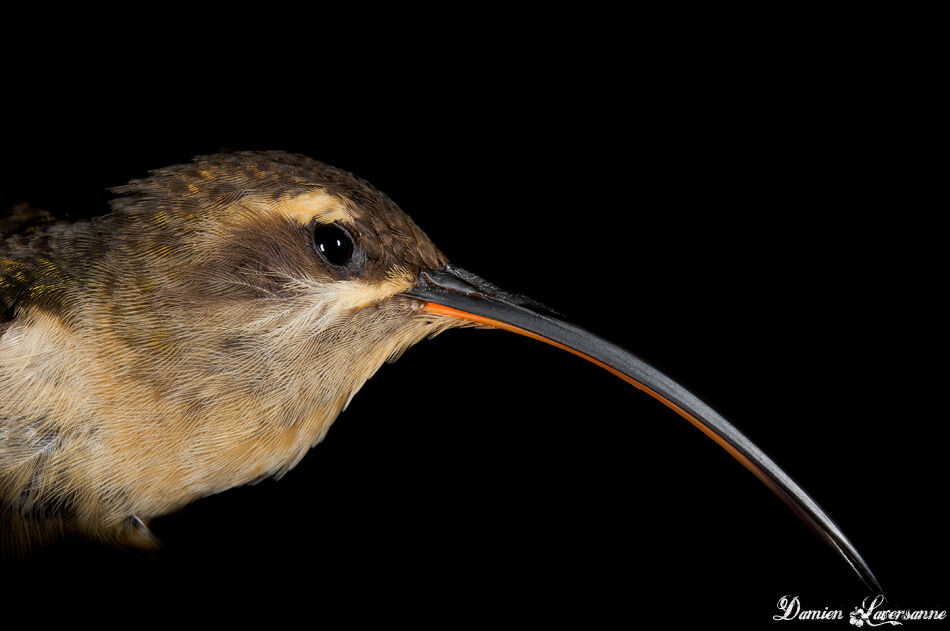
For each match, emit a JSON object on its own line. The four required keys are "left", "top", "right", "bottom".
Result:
{"left": 0, "top": 151, "right": 465, "bottom": 551}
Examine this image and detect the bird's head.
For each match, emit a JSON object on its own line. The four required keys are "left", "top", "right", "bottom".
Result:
{"left": 69, "top": 151, "right": 483, "bottom": 480}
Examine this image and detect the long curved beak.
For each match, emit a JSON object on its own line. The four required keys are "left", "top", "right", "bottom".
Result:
{"left": 399, "top": 263, "right": 881, "bottom": 594}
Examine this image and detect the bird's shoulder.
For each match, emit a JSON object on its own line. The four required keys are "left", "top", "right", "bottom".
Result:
{"left": 0, "top": 203, "right": 54, "bottom": 240}
{"left": 0, "top": 204, "right": 72, "bottom": 335}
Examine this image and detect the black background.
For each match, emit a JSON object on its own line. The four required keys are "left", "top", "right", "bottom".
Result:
{"left": 1, "top": 12, "right": 945, "bottom": 628}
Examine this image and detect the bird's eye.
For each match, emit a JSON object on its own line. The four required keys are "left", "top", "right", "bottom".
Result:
{"left": 312, "top": 223, "right": 355, "bottom": 267}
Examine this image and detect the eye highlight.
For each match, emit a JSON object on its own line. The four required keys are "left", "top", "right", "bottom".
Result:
{"left": 312, "top": 223, "right": 355, "bottom": 267}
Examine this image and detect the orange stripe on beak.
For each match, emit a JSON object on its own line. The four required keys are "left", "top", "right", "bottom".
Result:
{"left": 421, "top": 300, "right": 787, "bottom": 504}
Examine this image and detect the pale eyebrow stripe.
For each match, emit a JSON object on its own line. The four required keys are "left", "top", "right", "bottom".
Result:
{"left": 245, "top": 189, "right": 349, "bottom": 226}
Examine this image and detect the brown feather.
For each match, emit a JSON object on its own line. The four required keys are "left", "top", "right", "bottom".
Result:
{"left": 1, "top": 152, "right": 462, "bottom": 551}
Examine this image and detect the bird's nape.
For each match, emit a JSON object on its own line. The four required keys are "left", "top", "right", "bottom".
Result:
{"left": 398, "top": 263, "right": 883, "bottom": 594}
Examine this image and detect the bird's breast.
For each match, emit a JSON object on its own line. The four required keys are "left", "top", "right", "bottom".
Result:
{"left": 0, "top": 307, "right": 344, "bottom": 527}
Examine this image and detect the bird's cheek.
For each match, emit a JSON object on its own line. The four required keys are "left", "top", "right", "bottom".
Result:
{"left": 321, "top": 276, "right": 415, "bottom": 312}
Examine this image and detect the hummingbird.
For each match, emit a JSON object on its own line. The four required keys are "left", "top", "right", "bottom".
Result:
{"left": 0, "top": 151, "right": 880, "bottom": 592}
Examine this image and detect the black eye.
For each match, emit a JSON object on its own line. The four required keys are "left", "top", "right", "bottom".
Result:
{"left": 312, "top": 223, "right": 355, "bottom": 267}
